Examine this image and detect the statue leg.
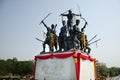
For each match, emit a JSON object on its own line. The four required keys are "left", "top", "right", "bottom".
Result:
{"left": 43, "top": 42, "right": 46, "bottom": 52}
{"left": 87, "top": 46, "right": 91, "bottom": 55}
{"left": 80, "top": 40, "right": 83, "bottom": 51}
{"left": 54, "top": 36, "right": 58, "bottom": 51}
{"left": 58, "top": 36, "right": 62, "bottom": 51}
{"left": 64, "top": 39, "right": 67, "bottom": 51}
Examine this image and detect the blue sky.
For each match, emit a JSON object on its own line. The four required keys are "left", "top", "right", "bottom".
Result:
{"left": 0, "top": 0, "right": 120, "bottom": 67}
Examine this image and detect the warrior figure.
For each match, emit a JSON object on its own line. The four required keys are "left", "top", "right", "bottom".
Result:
{"left": 41, "top": 21, "right": 57, "bottom": 52}
{"left": 80, "top": 22, "right": 88, "bottom": 51}
{"left": 61, "top": 10, "right": 80, "bottom": 36}
{"left": 73, "top": 19, "right": 81, "bottom": 49}
{"left": 58, "top": 20, "right": 67, "bottom": 51}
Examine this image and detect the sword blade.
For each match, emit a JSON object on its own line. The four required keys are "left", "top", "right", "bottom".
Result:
{"left": 39, "top": 13, "right": 51, "bottom": 25}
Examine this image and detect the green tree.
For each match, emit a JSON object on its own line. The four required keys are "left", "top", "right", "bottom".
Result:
{"left": 12, "top": 61, "right": 34, "bottom": 76}
{"left": 108, "top": 67, "right": 120, "bottom": 77}
{"left": 0, "top": 59, "right": 6, "bottom": 75}
{"left": 0, "top": 58, "right": 34, "bottom": 76}
{"left": 96, "top": 62, "right": 108, "bottom": 78}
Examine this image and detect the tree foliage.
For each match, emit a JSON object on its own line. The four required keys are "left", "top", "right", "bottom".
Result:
{"left": 96, "top": 62, "right": 120, "bottom": 78}
{"left": 108, "top": 67, "right": 120, "bottom": 77}
{"left": 0, "top": 58, "right": 34, "bottom": 76}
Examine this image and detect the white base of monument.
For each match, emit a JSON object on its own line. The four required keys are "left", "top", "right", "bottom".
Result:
{"left": 34, "top": 51, "right": 96, "bottom": 80}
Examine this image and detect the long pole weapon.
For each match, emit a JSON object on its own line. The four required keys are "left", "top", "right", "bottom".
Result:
{"left": 88, "top": 34, "right": 97, "bottom": 43}
{"left": 36, "top": 38, "right": 44, "bottom": 42}
{"left": 77, "top": 2, "right": 88, "bottom": 24}
{"left": 88, "top": 39, "right": 101, "bottom": 45}
{"left": 39, "top": 13, "right": 51, "bottom": 25}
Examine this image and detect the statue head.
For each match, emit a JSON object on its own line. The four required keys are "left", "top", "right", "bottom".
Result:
{"left": 68, "top": 10, "right": 72, "bottom": 14}
{"left": 76, "top": 19, "right": 80, "bottom": 25}
{"left": 62, "top": 20, "right": 66, "bottom": 26}
{"left": 51, "top": 24, "right": 54, "bottom": 29}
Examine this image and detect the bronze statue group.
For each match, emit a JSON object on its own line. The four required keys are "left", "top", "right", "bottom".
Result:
{"left": 39, "top": 10, "right": 91, "bottom": 55}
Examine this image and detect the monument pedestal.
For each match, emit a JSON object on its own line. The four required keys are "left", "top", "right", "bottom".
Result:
{"left": 34, "top": 51, "right": 96, "bottom": 80}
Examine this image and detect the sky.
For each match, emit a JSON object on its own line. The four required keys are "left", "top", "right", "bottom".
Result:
{"left": 0, "top": 0, "right": 120, "bottom": 67}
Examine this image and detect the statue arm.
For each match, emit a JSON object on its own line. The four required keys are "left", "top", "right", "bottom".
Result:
{"left": 82, "top": 22, "right": 87, "bottom": 30}
{"left": 41, "top": 21, "right": 48, "bottom": 29}
{"left": 75, "top": 14, "right": 80, "bottom": 16}
{"left": 55, "top": 24, "right": 57, "bottom": 28}
{"left": 73, "top": 13, "right": 80, "bottom": 16}
{"left": 61, "top": 14, "right": 68, "bottom": 16}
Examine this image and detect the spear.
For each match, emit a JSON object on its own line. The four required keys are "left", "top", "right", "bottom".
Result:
{"left": 88, "top": 34, "right": 97, "bottom": 43}
{"left": 88, "top": 39, "right": 101, "bottom": 45}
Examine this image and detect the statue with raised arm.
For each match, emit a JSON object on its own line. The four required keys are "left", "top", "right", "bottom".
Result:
{"left": 80, "top": 22, "right": 88, "bottom": 51}
{"left": 60, "top": 10, "right": 80, "bottom": 35}
{"left": 41, "top": 21, "right": 57, "bottom": 53}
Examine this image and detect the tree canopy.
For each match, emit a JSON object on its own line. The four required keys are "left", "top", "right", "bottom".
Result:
{"left": 0, "top": 58, "right": 34, "bottom": 76}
